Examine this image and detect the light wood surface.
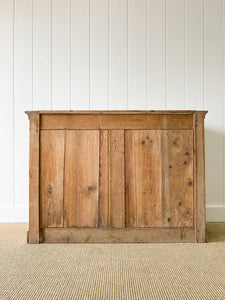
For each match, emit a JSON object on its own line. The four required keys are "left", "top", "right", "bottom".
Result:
{"left": 27, "top": 110, "right": 207, "bottom": 243}
{"left": 28, "top": 114, "right": 40, "bottom": 244}
{"left": 40, "top": 130, "right": 64, "bottom": 228}
{"left": 43, "top": 227, "right": 195, "bottom": 243}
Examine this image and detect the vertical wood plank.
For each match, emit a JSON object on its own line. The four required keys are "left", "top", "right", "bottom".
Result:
{"left": 90, "top": 0, "right": 108, "bottom": 109}
{"left": 195, "top": 113, "right": 206, "bottom": 242}
{"left": 40, "top": 130, "right": 64, "bottom": 228}
{"left": 64, "top": 130, "right": 99, "bottom": 228}
{"left": 204, "top": 0, "right": 223, "bottom": 207}
{"left": 125, "top": 130, "right": 162, "bottom": 227}
{"left": 147, "top": 0, "right": 166, "bottom": 109}
{"left": 33, "top": 0, "right": 51, "bottom": 110}
{"left": 109, "top": 0, "right": 127, "bottom": 109}
{"left": 0, "top": 0, "right": 14, "bottom": 206}
{"left": 109, "top": 130, "right": 125, "bottom": 228}
{"left": 52, "top": 0, "right": 70, "bottom": 109}
{"left": 185, "top": 0, "right": 204, "bottom": 110}
{"left": 28, "top": 113, "right": 40, "bottom": 243}
{"left": 166, "top": 0, "right": 185, "bottom": 109}
{"left": 128, "top": 0, "right": 147, "bottom": 109}
{"left": 14, "top": 0, "right": 32, "bottom": 207}
{"left": 99, "top": 130, "right": 109, "bottom": 228}
{"left": 162, "top": 130, "right": 194, "bottom": 227}
{"left": 71, "top": 0, "right": 90, "bottom": 109}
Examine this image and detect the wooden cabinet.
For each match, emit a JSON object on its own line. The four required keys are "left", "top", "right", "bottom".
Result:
{"left": 26, "top": 110, "right": 207, "bottom": 243}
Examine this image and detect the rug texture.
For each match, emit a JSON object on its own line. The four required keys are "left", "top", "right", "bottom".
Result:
{"left": 0, "top": 223, "right": 224, "bottom": 300}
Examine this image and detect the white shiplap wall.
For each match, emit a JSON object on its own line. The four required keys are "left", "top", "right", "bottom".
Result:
{"left": 0, "top": 0, "right": 224, "bottom": 222}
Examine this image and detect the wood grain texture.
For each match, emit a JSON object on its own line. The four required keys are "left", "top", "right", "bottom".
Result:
{"left": 162, "top": 130, "right": 194, "bottom": 227}
{"left": 40, "top": 114, "right": 194, "bottom": 130}
{"left": 28, "top": 113, "right": 40, "bottom": 243}
{"left": 26, "top": 110, "right": 206, "bottom": 115}
{"left": 99, "top": 130, "right": 109, "bottom": 228}
{"left": 28, "top": 111, "right": 207, "bottom": 243}
{"left": 109, "top": 130, "right": 125, "bottom": 228}
{"left": 195, "top": 113, "right": 206, "bottom": 242}
{"left": 43, "top": 227, "right": 195, "bottom": 243}
{"left": 40, "top": 130, "right": 64, "bottom": 228}
{"left": 125, "top": 130, "right": 162, "bottom": 227}
{"left": 64, "top": 130, "right": 99, "bottom": 227}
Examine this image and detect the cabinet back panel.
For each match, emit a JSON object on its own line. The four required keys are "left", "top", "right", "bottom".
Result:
{"left": 162, "top": 130, "right": 194, "bottom": 227}
{"left": 40, "top": 114, "right": 194, "bottom": 130}
{"left": 125, "top": 130, "right": 162, "bottom": 227}
{"left": 64, "top": 130, "right": 99, "bottom": 228}
{"left": 40, "top": 130, "right": 64, "bottom": 228}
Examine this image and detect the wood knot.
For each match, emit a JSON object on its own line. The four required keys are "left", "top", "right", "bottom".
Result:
{"left": 184, "top": 160, "right": 187, "bottom": 165}
{"left": 141, "top": 140, "right": 145, "bottom": 145}
{"left": 168, "top": 217, "right": 171, "bottom": 222}
{"left": 88, "top": 186, "right": 96, "bottom": 192}
{"left": 179, "top": 202, "right": 182, "bottom": 206}
{"left": 173, "top": 138, "right": 178, "bottom": 145}
{"left": 185, "top": 152, "right": 189, "bottom": 156}
{"left": 47, "top": 185, "right": 52, "bottom": 193}
{"left": 188, "top": 181, "right": 193, "bottom": 186}
{"left": 169, "top": 165, "right": 172, "bottom": 169}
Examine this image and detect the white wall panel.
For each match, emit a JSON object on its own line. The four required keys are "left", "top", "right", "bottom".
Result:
{"left": 14, "top": 0, "right": 32, "bottom": 207}
{"left": 0, "top": 0, "right": 14, "bottom": 206}
{"left": 109, "top": 0, "right": 128, "bottom": 109}
{"left": 166, "top": 0, "right": 185, "bottom": 109}
{"left": 33, "top": 0, "right": 51, "bottom": 110}
{"left": 147, "top": 0, "right": 166, "bottom": 109}
{"left": 185, "top": 0, "right": 204, "bottom": 110}
{"left": 52, "top": 0, "right": 70, "bottom": 109}
{"left": 71, "top": 0, "right": 90, "bottom": 109}
{"left": 0, "top": 0, "right": 225, "bottom": 221}
{"left": 128, "top": 0, "right": 147, "bottom": 109}
{"left": 90, "top": 0, "right": 109, "bottom": 109}
{"left": 204, "top": 0, "right": 223, "bottom": 206}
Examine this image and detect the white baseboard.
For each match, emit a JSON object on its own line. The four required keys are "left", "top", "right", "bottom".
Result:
{"left": 0, "top": 206, "right": 224, "bottom": 223}
{"left": 206, "top": 206, "right": 225, "bottom": 222}
{"left": 0, "top": 207, "right": 28, "bottom": 222}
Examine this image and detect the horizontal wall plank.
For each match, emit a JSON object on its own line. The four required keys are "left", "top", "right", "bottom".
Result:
{"left": 40, "top": 114, "right": 194, "bottom": 130}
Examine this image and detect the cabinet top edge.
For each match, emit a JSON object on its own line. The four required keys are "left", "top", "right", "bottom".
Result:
{"left": 25, "top": 110, "right": 208, "bottom": 115}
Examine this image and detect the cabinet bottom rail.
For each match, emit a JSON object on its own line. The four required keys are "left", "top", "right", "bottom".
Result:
{"left": 28, "top": 227, "right": 198, "bottom": 243}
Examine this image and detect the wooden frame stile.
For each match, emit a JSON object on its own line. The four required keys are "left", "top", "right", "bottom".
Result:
{"left": 27, "top": 112, "right": 40, "bottom": 244}
{"left": 194, "top": 112, "right": 207, "bottom": 242}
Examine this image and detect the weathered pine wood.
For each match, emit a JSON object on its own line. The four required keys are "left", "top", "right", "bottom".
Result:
{"left": 28, "top": 113, "right": 40, "bottom": 244}
{"left": 26, "top": 110, "right": 207, "bottom": 243}
{"left": 42, "top": 227, "right": 195, "bottom": 243}
{"left": 109, "top": 130, "right": 125, "bottom": 228}
{"left": 26, "top": 110, "right": 206, "bottom": 115}
{"left": 125, "top": 130, "right": 162, "bottom": 227}
{"left": 40, "top": 130, "right": 64, "bottom": 228}
{"left": 40, "top": 114, "right": 193, "bottom": 130}
{"left": 99, "top": 130, "right": 109, "bottom": 227}
{"left": 195, "top": 113, "right": 206, "bottom": 242}
{"left": 162, "top": 130, "right": 194, "bottom": 227}
{"left": 64, "top": 130, "right": 99, "bottom": 227}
